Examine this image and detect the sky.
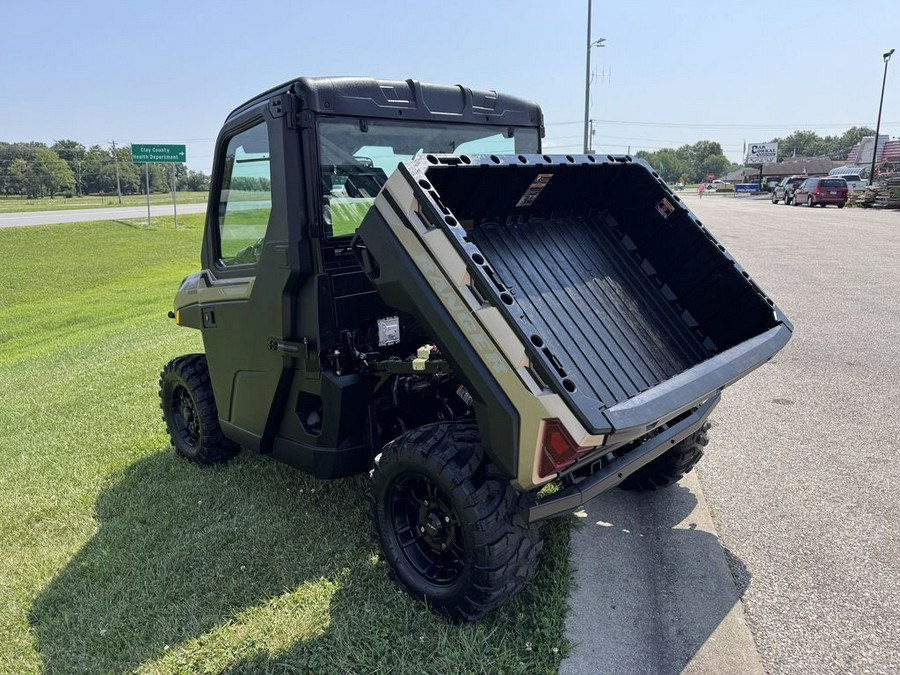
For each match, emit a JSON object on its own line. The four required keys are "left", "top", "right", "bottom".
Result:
{"left": 2, "top": 0, "right": 898, "bottom": 172}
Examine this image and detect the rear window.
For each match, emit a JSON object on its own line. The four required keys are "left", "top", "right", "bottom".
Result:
{"left": 839, "top": 174, "right": 861, "bottom": 181}
{"left": 822, "top": 179, "right": 846, "bottom": 188}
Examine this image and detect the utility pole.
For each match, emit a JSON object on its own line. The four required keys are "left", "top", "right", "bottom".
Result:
{"left": 110, "top": 140, "right": 123, "bottom": 204}
{"left": 583, "top": 0, "right": 605, "bottom": 153}
{"left": 870, "top": 48, "right": 895, "bottom": 184}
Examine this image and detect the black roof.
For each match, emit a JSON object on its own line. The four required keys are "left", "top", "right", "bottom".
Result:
{"left": 228, "top": 76, "right": 543, "bottom": 131}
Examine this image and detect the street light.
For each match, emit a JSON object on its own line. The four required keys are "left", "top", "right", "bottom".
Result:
{"left": 870, "top": 48, "right": 895, "bottom": 185}
{"left": 583, "top": 0, "right": 605, "bottom": 153}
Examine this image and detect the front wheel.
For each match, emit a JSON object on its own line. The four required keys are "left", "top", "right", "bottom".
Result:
{"left": 159, "top": 354, "right": 238, "bottom": 465}
{"left": 807, "top": 197, "right": 814, "bottom": 207}
{"left": 618, "top": 425, "right": 710, "bottom": 492}
{"left": 370, "top": 422, "right": 541, "bottom": 621}
{"left": 837, "top": 203, "right": 845, "bottom": 209}
{"left": 771, "top": 193, "right": 778, "bottom": 204}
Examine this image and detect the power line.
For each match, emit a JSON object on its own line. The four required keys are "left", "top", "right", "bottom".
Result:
{"left": 546, "top": 119, "right": 899, "bottom": 130}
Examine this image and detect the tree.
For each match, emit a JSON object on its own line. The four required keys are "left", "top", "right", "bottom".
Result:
{"left": 51, "top": 140, "right": 86, "bottom": 194}
{"left": 769, "top": 127, "right": 876, "bottom": 161}
{"left": 27, "top": 147, "right": 75, "bottom": 198}
{"left": 5, "top": 158, "right": 28, "bottom": 196}
{"left": 637, "top": 140, "right": 732, "bottom": 183}
{"left": 636, "top": 149, "right": 686, "bottom": 182}
{"left": 178, "top": 169, "right": 210, "bottom": 192}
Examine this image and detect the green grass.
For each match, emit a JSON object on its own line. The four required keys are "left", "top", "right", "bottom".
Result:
{"left": 0, "top": 215, "right": 573, "bottom": 674}
{"left": 0, "top": 191, "right": 209, "bottom": 213}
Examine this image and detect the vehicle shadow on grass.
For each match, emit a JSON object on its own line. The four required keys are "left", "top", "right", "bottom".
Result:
{"left": 560, "top": 477, "right": 756, "bottom": 675}
{"left": 29, "top": 448, "right": 571, "bottom": 674}
{"left": 29, "top": 448, "right": 375, "bottom": 673}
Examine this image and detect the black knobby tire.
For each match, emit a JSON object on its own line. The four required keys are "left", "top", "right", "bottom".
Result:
{"left": 369, "top": 422, "right": 542, "bottom": 621}
{"left": 159, "top": 354, "right": 238, "bottom": 465}
{"left": 618, "top": 424, "right": 710, "bottom": 492}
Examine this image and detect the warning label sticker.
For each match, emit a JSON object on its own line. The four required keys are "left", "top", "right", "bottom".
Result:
{"left": 515, "top": 173, "right": 554, "bottom": 208}
{"left": 656, "top": 197, "right": 676, "bottom": 219}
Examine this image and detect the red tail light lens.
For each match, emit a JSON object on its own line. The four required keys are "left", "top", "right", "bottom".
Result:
{"left": 539, "top": 420, "right": 594, "bottom": 478}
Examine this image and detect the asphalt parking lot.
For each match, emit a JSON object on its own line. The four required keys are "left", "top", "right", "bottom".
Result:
{"left": 563, "top": 195, "right": 899, "bottom": 674}
{"left": 680, "top": 195, "right": 900, "bottom": 673}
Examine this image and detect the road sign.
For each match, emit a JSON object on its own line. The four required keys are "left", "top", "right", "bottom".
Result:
{"left": 130, "top": 144, "right": 186, "bottom": 163}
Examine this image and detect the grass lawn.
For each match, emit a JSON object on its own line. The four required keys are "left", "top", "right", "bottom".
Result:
{"left": 0, "top": 191, "right": 209, "bottom": 213}
{"left": 0, "top": 214, "right": 573, "bottom": 674}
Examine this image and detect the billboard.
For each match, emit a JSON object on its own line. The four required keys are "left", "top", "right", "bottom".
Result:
{"left": 746, "top": 142, "right": 778, "bottom": 164}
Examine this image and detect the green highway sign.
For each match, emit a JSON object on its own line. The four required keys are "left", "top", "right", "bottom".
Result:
{"left": 130, "top": 144, "right": 186, "bottom": 163}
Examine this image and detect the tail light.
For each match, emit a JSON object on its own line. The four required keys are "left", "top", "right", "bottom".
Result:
{"left": 538, "top": 419, "right": 594, "bottom": 478}
{"left": 815, "top": 187, "right": 821, "bottom": 194}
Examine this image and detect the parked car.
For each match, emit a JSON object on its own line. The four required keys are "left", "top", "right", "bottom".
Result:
{"left": 793, "top": 176, "right": 848, "bottom": 208}
{"left": 831, "top": 173, "right": 866, "bottom": 192}
{"left": 771, "top": 175, "right": 809, "bottom": 205}
{"left": 706, "top": 179, "right": 734, "bottom": 192}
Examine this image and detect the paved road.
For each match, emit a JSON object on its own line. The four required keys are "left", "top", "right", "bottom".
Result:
{"left": 685, "top": 195, "right": 900, "bottom": 673}
{"left": 561, "top": 195, "right": 900, "bottom": 674}
{"left": 0, "top": 202, "right": 207, "bottom": 228}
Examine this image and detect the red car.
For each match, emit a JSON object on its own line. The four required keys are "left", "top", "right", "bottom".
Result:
{"left": 793, "top": 177, "right": 848, "bottom": 208}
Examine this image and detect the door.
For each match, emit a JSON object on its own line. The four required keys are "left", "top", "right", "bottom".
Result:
{"left": 198, "top": 114, "right": 299, "bottom": 451}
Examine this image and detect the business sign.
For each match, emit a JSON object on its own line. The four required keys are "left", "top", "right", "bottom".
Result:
{"left": 746, "top": 142, "right": 778, "bottom": 165}
{"left": 130, "top": 144, "right": 186, "bottom": 163}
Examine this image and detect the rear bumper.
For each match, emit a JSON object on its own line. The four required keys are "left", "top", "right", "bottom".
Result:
{"left": 522, "top": 395, "right": 719, "bottom": 523}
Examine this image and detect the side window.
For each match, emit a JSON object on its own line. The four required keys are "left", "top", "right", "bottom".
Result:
{"left": 217, "top": 121, "right": 272, "bottom": 266}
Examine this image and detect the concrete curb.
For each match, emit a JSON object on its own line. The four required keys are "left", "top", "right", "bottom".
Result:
{"left": 559, "top": 472, "right": 763, "bottom": 675}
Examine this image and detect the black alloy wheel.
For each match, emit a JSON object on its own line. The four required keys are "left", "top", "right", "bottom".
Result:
{"left": 171, "top": 384, "right": 201, "bottom": 448}
{"left": 369, "top": 422, "right": 542, "bottom": 621}
{"left": 159, "top": 354, "right": 239, "bottom": 465}
{"left": 388, "top": 472, "right": 465, "bottom": 586}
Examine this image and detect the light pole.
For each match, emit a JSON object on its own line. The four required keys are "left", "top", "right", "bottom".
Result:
{"left": 583, "top": 0, "right": 605, "bottom": 153}
{"left": 870, "top": 48, "right": 894, "bottom": 184}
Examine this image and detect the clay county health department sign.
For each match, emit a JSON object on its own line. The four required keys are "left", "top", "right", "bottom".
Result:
{"left": 746, "top": 142, "right": 778, "bottom": 164}
{"left": 130, "top": 144, "right": 186, "bottom": 163}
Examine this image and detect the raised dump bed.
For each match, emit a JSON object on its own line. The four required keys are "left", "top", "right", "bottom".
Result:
{"left": 356, "top": 153, "right": 792, "bottom": 442}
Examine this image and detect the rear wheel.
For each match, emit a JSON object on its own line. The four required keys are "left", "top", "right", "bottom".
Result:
{"left": 837, "top": 203, "right": 845, "bottom": 208}
{"left": 807, "top": 197, "right": 814, "bottom": 207}
{"left": 370, "top": 422, "right": 541, "bottom": 621}
{"left": 159, "top": 354, "right": 238, "bottom": 465}
{"left": 618, "top": 425, "right": 710, "bottom": 492}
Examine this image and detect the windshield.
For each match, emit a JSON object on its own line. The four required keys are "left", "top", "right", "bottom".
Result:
{"left": 318, "top": 117, "right": 541, "bottom": 237}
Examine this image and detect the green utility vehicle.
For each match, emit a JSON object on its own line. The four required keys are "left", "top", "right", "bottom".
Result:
{"left": 160, "top": 76, "right": 792, "bottom": 620}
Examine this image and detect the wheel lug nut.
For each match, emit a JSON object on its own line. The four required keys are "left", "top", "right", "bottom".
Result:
{"left": 423, "top": 500, "right": 429, "bottom": 507}
{"left": 419, "top": 526, "right": 425, "bottom": 533}
{"left": 441, "top": 543, "right": 447, "bottom": 550}
{"left": 444, "top": 516, "right": 450, "bottom": 523}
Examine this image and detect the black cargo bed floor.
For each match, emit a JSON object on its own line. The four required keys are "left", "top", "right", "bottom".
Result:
{"left": 471, "top": 212, "right": 710, "bottom": 410}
